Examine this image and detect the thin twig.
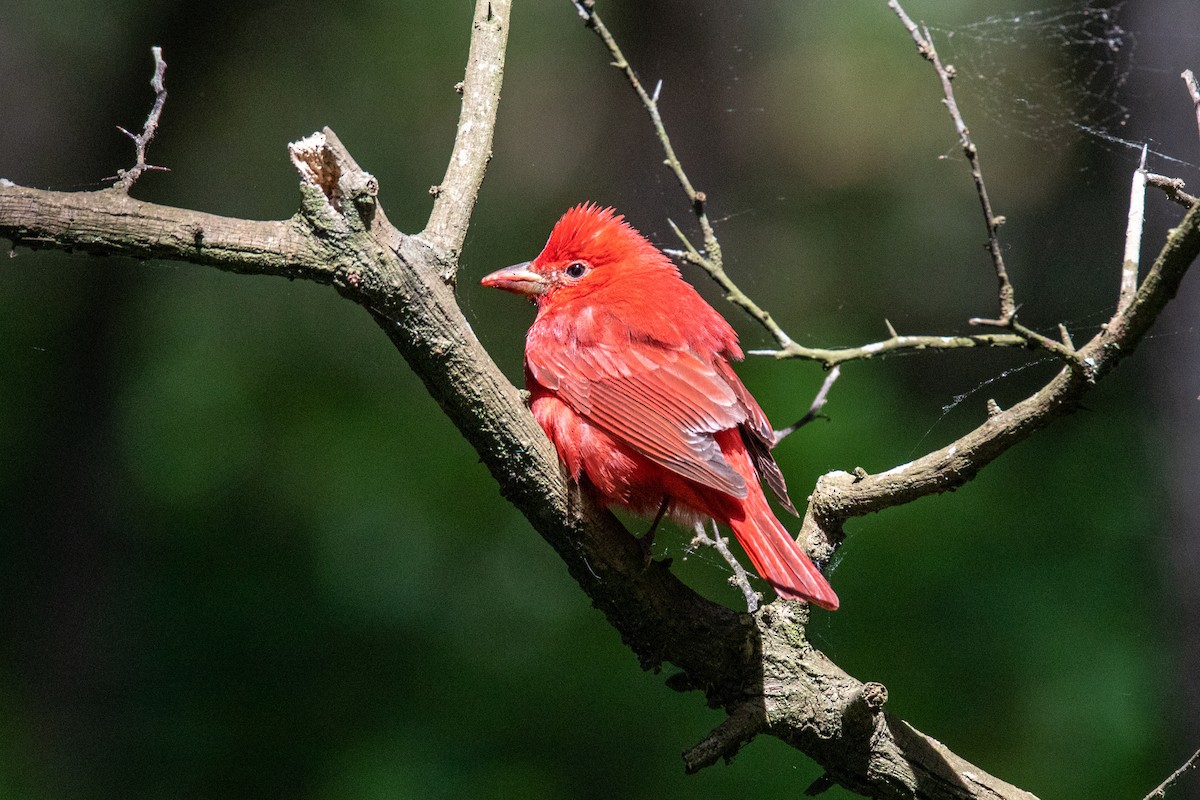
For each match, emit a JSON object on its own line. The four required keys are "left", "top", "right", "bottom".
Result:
{"left": 1140, "top": 747, "right": 1200, "bottom": 800}
{"left": 691, "top": 522, "right": 761, "bottom": 612}
{"left": 748, "top": 331, "right": 1033, "bottom": 368}
{"left": 1119, "top": 145, "right": 1148, "bottom": 314}
{"left": 774, "top": 366, "right": 840, "bottom": 444}
{"left": 1001, "top": 319, "right": 1080, "bottom": 363}
{"left": 888, "top": 1, "right": 1015, "bottom": 325}
{"left": 573, "top": 3, "right": 712, "bottom": 240}
{"left": 1182, "top": 70, "right": 1200, "bottom": 144}
{"left": 1147, "top": 173, "right": 1199, "bottom": 208}
{"left": 662, "top": 222, "right": 795, "bottom": 348}
{"left": 113, "top": 46, "right": 169, "bottom": 191}
{"left": 575, "top": 1, "right": 797, "bottom": 350}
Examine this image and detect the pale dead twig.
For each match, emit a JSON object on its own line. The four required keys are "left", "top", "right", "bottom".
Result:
{"left": 112, "top": 47, "right": 170, "bottom": 190}
{"left": 1119, "top": 146, "right": 1149, "bottom": 314}
{"left": 690, "top": 522, "right": 762, "bottom": 613}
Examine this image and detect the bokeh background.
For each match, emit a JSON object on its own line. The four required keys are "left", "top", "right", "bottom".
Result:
{"left": 2, "top": 1, "right": 1198, "bottom": 798}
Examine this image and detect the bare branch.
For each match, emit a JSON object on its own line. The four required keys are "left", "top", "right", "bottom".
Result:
{"left": 988, "top": 318, "right": 1081, "bottom": 364}
{"left": 682, "top": 702, "right": 763, "bottom": 774}
{"left": 574, "top": 4, "right": 710, "bottom": 235}
{"left": 774, "top": 365, "right": 840, "bottom": 444}
{"left": 691, "top": 522, "right": 762, "bottom": 612}
{"left": 749, "top": 331, "right": 1033, "bottom": 368}
{"left": 1119, "top": 146, "right": 1149, "bottom": 314}
{"left": 1183, "top": 69, "right": 1200, "bottom": 144}
{"left": 888, "top": 1, "right": 1016, "bottom": 325}
{"left": 1147, "top": 173, "right": 1199, "bottom": 208}
{"left": 799, "top": 197, "right": 1200, "bottom": 562}
{"left": 113, "top": 46, "right": 170, "bottom": 190}
{"left": 575, "top": 2, "right": 800, "bottom": 352}
{"left": 0, "top": 182, "right": 325, "bottom": 278}
{"left": 1141, "top": 747, "right": 1200, "bottom": 800}
{"left": 661, "top": 221, "right": 797, "bottom": 349}
{"left": 421, "top": 0, "right": 511, "bottom": 268}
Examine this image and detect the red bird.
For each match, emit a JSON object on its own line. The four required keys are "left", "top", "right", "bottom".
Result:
{"left": 482, "top": 204, "right": 838, "bottom": 610}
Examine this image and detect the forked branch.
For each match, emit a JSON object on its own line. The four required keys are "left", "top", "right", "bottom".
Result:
{"left": 112, "top": 46, "right": 170, "bottom": 190}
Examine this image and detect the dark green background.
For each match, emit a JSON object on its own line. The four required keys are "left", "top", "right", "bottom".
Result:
{"left": 1, "top": 1, "right": 1196, "bottom": 798}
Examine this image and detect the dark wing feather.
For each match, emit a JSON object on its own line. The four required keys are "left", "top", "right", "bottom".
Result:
{"left": 715, "top": 360, "right": 798, "bottom": 516}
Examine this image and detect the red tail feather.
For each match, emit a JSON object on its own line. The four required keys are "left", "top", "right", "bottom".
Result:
{"left": 728, "top": 505, "right": 839, "bottom": 611}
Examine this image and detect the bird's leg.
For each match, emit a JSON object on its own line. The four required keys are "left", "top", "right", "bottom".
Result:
{"left": 691, "top": 520, "right": 762, "bottom": 613}
{"left": 639, "top": 496, "right": 671, "bottom": 565}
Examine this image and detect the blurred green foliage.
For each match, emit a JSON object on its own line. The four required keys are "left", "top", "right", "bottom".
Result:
{"left": 0, "top": 1, "right": 1193, "bottom": 798}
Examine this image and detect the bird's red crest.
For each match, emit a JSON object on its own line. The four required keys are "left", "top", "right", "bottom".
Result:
{"left": 535, "top": 203, "right": 672, "bottom": 272}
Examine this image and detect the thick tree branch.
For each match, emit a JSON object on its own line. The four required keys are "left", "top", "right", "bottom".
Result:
{"left": 0, "top": 183, "right": 325, "bottom": 279}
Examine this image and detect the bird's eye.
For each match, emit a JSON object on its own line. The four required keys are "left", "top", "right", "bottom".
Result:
{"left": 564, "top": 261, "right": 588, "bottom": 279}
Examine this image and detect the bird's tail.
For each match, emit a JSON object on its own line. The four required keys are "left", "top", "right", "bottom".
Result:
{"left": 727, "top": 501, "right": 839, "bottom": 610}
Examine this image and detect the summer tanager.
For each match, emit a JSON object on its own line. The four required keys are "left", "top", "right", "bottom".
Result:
{"left": 481, "top": 204, "right": 838, "bottom": 610}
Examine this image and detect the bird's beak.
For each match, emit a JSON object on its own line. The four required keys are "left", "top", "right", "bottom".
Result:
{"left": 480, "top": 261, "right": 548, "bottom": 297}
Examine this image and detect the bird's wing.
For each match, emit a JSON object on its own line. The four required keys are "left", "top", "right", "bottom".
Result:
{"left": 715, "top": 359, "right": 798, "bottom": 516}
{"left": 528, "top": 335, "right": 753, "bottom": 499}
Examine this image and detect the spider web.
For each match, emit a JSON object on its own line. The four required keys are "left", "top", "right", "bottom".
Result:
{"left": 927, "top": 1, "right": 1134, "bottom": 147}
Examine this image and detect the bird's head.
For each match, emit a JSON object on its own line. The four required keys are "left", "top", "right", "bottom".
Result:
{"left": 481, "top": 203, "right": 676, "bottom": 307}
